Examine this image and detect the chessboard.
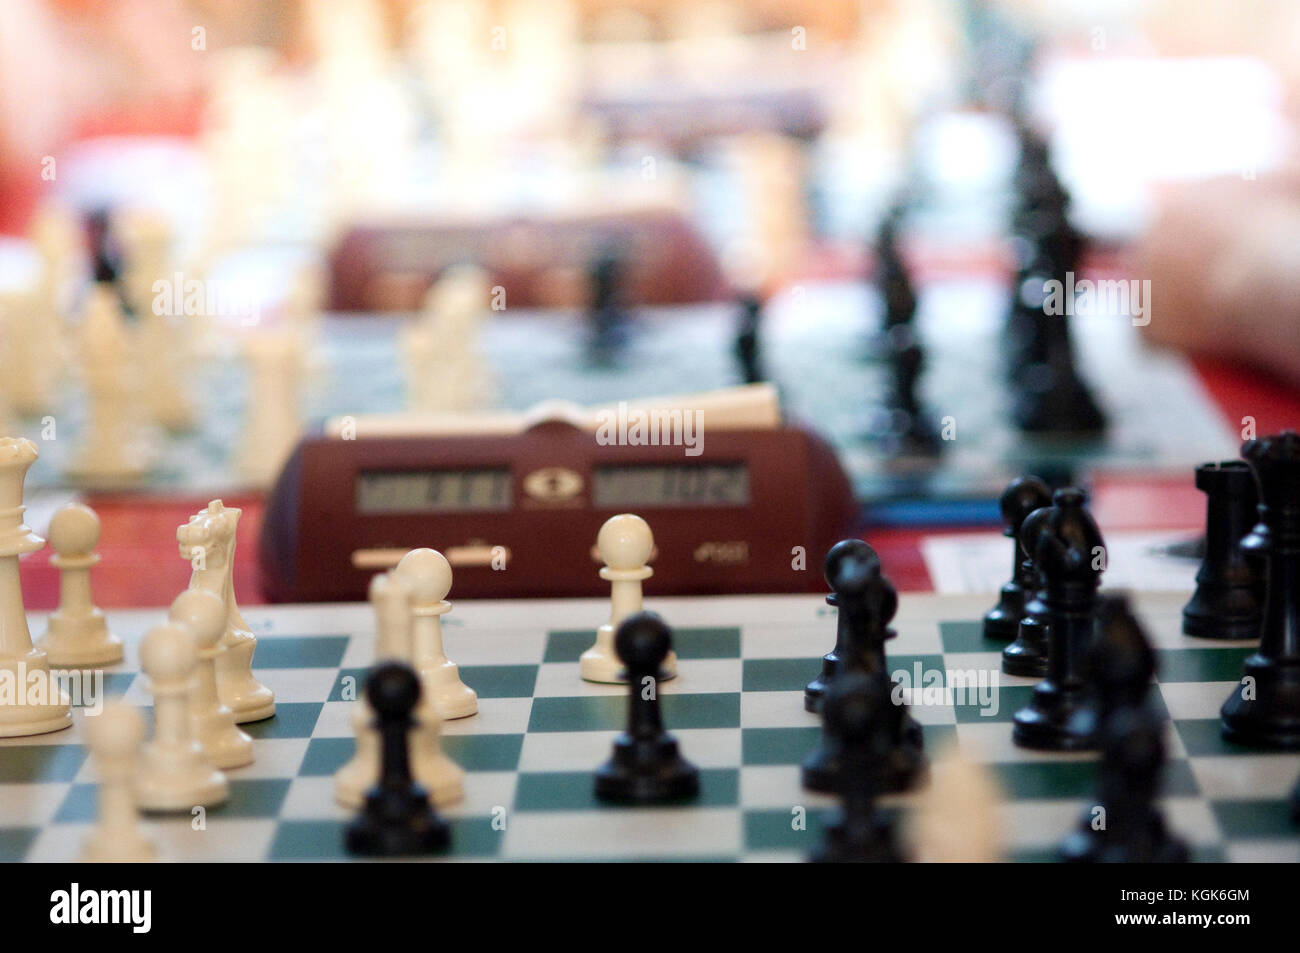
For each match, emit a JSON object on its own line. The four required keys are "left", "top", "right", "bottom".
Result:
{"left": 4, "top": 590, "right": 1296, "bottom": 863}
{"left": 17, "top": 278, "right": 1239, "bottom": 513}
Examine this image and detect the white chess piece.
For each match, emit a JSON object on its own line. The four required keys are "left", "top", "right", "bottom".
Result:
{"left": 17, "top": 203, "right": 79, "bottom": 414}
{"left": 67, "top": 286, "right": 148, "bottom": 485}
{"left": 38, "top": 503, "right": 124, "bottom": 667}
{"left": 0, "top": 438, "right": 72, "bottom": 737}
{"left": 0, "top": 336, "right": 16, "bottom": 436}
{"left": 236, "top": 329, "right": 304, "bottom": 489}
{"left": 80, "top": 702, "right": 155, "bottom": 863}
{"left": 177, "top": 500, "right": 275, "bottom": 722}
{"left": 135, "top": 621, "right": 229, "bottom": 811}
{"left": 402, "top": 265, "right": 494, "bottom": 413}
{"left": 581, "top": 514, "right": 675, "bottom": 683}
{"left": 168, "top": 588, "right": 254, "bottom": 770}
{"left": 283, "top": 261, "right": 324, "bottom": 346}
{"left": 908, "top": 746, "right": 1003, "bottom": 863}
{"left": 394, "top": 547, "right": 477, "bottom": 719}
{"left": 336, "top": 572, "right": 406, "bottom": 809}
{"left": 336, "top": 570, "right": 464, "bottom": 808}
{"left": 131, "top": 214, "right": 198, "bottom": 433}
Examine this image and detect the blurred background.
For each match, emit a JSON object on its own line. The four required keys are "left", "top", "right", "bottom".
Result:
{"left": 0, "top": 0, "right": 1297, "bottom": 600}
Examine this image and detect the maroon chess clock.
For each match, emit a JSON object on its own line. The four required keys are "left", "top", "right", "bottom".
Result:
{"left": 258, "top": 418, "right": 858, "bottom": 601}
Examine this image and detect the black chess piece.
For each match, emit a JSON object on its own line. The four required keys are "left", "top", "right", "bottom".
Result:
{"left": 85, "top": 208, "right": 135, "bottom": 317}
{"left": 984, "top": 476, "right": 1054, "bottom": 641}
{"left": 1002, "top": 496, "right": 1053, "bottom": 678}
{"left": 810, "top": 670, "right": 905, "bottom": 864}
{"left": 586, "top": 250, "right": 631, "bottom": 366}
{"left": 1003, "top": 259, "right": 1053, "bottom": 376}
{"left": 1183, "top": 461, "right": 1264, "bottom": 640}
{"left": 1010, "top": 310, "right": 1108, "bottom": 436}
{"left": 878, "top": 326, "right": 942, "bottom": 460}
{"left": 876, "top": 211, "right": 917, "bottom": 336}
{"left": 594, "top": 612, "right": 700, "bottom": 803}
{"left": 805, "top": 539, "right": 880, "bottom": 713}
{"left": 344, "top": 662, "right": 451, "bottom": 857}
{"left": 1060, "top": 596, "right": 1188, "bottom": 865}
{"left": 86, "top": 208, "right": 119, "bottom": 286}
{"left": 1064, "top": 709, "right": 1190, "bottom": 863}
{"left": 1036, "top": 205, "right": 1085, "bottom": 277}
{"left": 1013, "top": 488, "right": 1106, "bottom": 751}
{"left": 734, "top": 293, "right": 765, "bottom": 384}
{"left": 1221, "top": 432, "right": 1300, "bottom": 748}
{"left": 802, "top": 564, "right": 925, "bottom": 795}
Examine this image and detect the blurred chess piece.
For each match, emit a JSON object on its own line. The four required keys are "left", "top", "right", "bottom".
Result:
{"left": 66, "top": 286, "right": 149, "bottom": 486}
{"left": 237, "top": 328, "right": 304, "bottom": 489}
{"left": 402, "top": 265, "right": 495, "bottom": 413}
{"left": 38, "top": 503, "right": 123, "bottom": 667}
{"left": 730, "top": 134, "right": 810, "bottom": 292}
{"left": 908, "top": 745, "right": 1003, "bottom": 862}
{"left": 283, "top": 260, "right": 326, "bottom": 350}
{"left": 80, "top": 702, "right": 155, "bottom": 863}
{"left": 0, "top": 299, "right": 21, "bottom": 436}
{"left": 118, "top": 210, "right": 196, "bottom": 433}
{"left": 4, "top": 203, "right": 79, "bottom": 417}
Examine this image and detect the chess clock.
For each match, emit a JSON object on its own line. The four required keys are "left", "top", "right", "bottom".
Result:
{"left": 258, "top": 397, "right": 858, "bottom": 601}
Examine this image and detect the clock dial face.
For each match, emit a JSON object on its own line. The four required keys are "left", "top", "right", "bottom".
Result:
{"left": 355, "top": 468, "right": 513, "bottom": 514}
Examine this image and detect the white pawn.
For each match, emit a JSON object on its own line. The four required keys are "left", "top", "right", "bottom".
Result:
{"left": 334, "top": 572, "right": 403, "bottom": 807}
{"left": 38, "top": 503, "right": 124, "bottom": 667}
{"left": 135, "top": 622, "right": 228, "bottom": 811}
{"left": 394, "top": 548, "right": 477, "bottom": 719}
{"left": 168, "top": 588, "right": 253, "bottom": 770}
{"left": 908, "top": 746, "right": 1003, "bottom": 863}
{"left": 581, "top": 514, "right": 675, "bottom": 683}
{"left": 335, "top": 571, "right": 463, "bottom": 808}
{"left": 81, "top": 702, "right": 155, "bottom": 863}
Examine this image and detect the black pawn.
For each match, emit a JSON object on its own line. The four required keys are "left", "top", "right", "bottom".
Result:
{"left": 810, "top": 670, "right": 904, "bottom": 864}
{"left": 345, "top": 662, "right": 450, "bottom": 857}
{"left": 1221, "top": 432, "right": 1300, "bottom": 748}
{"left": 1068, "top": 708, "right": 1190, "bottom": 863}
{"left": 1086, "top": 593, "right": 1158, "bottom": 726}
{"left": 805, "top": 539, "right": 880, "bottom": 713}
{"left": 734, "top": 293, "right": 765, "bottom": 384}
{"left": 1060, "top": 593, "right": 1190, "bottom": 861}
{"left": 1012, "top": 488, "right": 1105, "bottom": 751}
{"left": 1002, "top": 497, "right": 1053, "bottom": 677}
{"left": 802, "top": 566, "right": 925, "bottom": 795}
{"left": 594, "top": 612, "right": 700, "bottom": 803}
{"left": 1183, "top": 461, "right": 1264, "bottom": 639}
{"left": 984, "top": 476, "right": 1053, "bottom": 641}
